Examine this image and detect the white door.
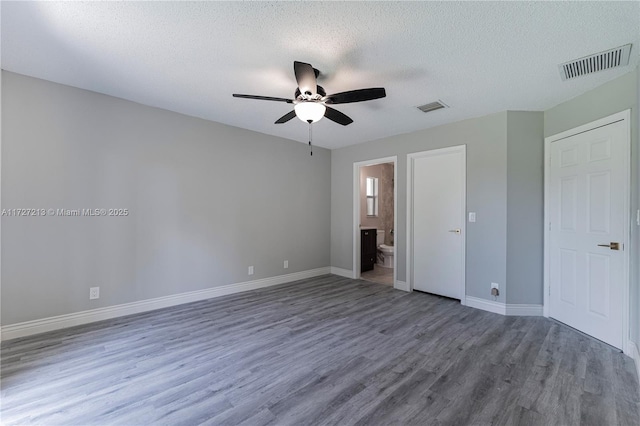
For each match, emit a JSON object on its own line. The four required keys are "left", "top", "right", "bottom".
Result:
{"left": 409, "top": 146, "right": 465, "bottom": 299}
{"left": 548, "top": 118, "right": 628, "bottom": 349}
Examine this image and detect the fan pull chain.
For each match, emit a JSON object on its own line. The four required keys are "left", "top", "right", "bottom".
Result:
{"left": 308, "top": 121, "right": 313, "bottom": 156}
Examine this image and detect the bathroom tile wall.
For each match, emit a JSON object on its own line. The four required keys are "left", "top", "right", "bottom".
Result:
{"left": 360, "top": 163, "right": 395, "bottom": 244}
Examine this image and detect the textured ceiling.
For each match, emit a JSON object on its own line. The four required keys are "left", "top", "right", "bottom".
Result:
{"left": 2, "top": 1, "right": 639, "bottom": 149}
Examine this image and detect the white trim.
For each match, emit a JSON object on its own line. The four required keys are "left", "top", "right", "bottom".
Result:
{"left": 395, "top": 280, "right": 410, "bottom": 292}
{"left": 543, "top": 131, "right": 550, "bottom": 318}
{"left": 353, "top": 156, "right": 398, "bottom": 288}
{"left": 330, "top": 267, "right": 354, "bottom": 278}
{"left": 465, "top": 297, "right": 542, "bottom": 316}
{"left": 0, "top": 70, "right": 3, "bottom": 343}
{"left": 0, "top": 267, "right": 330, "bottom": 341}
{"left": 543, "top": 109, "right": 631, "bottom": 354}
{"left": 629, "top": 340, "right": 640, "bottom": 392}
{"left": 392, "top": 161, "right": 399, "bottom": 290}
{"left": 406, "top": 145, "right": 466, "bottom": 304}
{"left": 466, "top": 296, "right": 506, "bottom": 315}
{"left": 505, "top": 304, "right": 544, "bottom": 316}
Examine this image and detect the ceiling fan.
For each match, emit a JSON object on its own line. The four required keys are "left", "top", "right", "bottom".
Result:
{"left": 232, "top": 61, "right": 386, "bottom": 126}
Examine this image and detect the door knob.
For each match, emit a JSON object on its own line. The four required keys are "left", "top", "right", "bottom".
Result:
{"left": 597, "top": 242, "right": 620, "bottom": 250}
{"left": 448, "top": 229, "right": 461, "bottom": 234}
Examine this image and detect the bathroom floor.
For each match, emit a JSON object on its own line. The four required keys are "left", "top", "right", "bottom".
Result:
{"left": 361, "top": 264, "right": 394, "bottom": 286}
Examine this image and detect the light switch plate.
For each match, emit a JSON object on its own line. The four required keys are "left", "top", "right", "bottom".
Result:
{"left": 469, "top": 212, "right": 476, "bottom": 222}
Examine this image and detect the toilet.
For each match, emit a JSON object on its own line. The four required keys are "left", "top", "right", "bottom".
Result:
{"left": 376, "top": 230, "right": 394, "bottom": 268}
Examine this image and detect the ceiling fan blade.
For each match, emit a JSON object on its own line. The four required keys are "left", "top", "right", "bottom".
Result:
{"left": 275, "top": 110, "right": 297, "bottom": 124}
{"left": 324, "top": 106, "right": 353, "bottom": 126}
{"left": 325, "top": 88, "right": 386, "bottom": 104}
{"left": 233, "top": 94, "right": 293, "bottom": 103}
{"left": 294, "top": 61, "right": 317, "bottom": 97}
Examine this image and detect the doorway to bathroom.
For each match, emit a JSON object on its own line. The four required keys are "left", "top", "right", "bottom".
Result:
{"left": 353, "top": 156, "right": 397, "bottom": 288}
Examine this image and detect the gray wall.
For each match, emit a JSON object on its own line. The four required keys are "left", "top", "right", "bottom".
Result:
{"left": 544, "top": 68, "right": 638, "bottom": 345}
{"left": 331, "top": 112, "right": 509, "bottom": 302}
{"left": 1, "top": 71, "right": 331, "bottom": 325}
{"left": 506, "top": 112, "right": 544, "bottom": 304}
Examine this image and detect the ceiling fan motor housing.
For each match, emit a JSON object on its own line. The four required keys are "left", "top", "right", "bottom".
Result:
{"left": 295, "top": 86, "right": 326, "bottom": 101}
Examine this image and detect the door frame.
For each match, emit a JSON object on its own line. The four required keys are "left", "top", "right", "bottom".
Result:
{"left": 406, "top": 145, "right": 466, "bottom": 304}
{"left": 543, "top": 109, "right": 631, "bottom": 354}
{"left": 353, "top": 156, "right": 398, "bottom": 288}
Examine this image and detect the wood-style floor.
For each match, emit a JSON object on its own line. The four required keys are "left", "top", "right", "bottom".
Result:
{"left": 360, "top": 264, "right": 394, "bottom": 286}
{"left": 1, "top": 275, "right": 639, "bottom": 425}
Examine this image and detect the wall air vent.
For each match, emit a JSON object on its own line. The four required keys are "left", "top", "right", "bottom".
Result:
{"left": 559, "top": 44, "right": 632, "bottom": 81}
{"left": 417, "top": 100, "right": 449, "bottom": 113}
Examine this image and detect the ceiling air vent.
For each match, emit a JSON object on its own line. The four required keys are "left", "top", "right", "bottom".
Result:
{"left": 417, "top": 100, "right": 448, "bottom": 113}
{"left": 559, "top": 44, "right": 632, "bottom": 81}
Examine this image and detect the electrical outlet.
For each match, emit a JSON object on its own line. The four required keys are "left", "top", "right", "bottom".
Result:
{"left": 491, "top": 282, "right": 499, "bottom": 290}
{"left": 284, "top": 260, "right": 289, "bottom": 269}
{"left": 248, "top": 266, "right": 254, "bottom": 276}
{"left": 89, "top": 287, "right": 100, "bottom": 300}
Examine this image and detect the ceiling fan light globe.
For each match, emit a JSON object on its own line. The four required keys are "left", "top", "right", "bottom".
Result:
{"left": 294, "top": 102, "right": 326, "bottom": 123}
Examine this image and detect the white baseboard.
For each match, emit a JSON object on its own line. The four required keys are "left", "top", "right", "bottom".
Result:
{"left": 0, "top": 267, "right": 331, "bottom": 341}
{"left": 505, "top": 304, "right": 544, "bottom": 316}
{"left": 330, "top": 267, "right": 354, "bottom": 279}
{"left": 466, "top": 296, "right": 506, "bottom": 315}
{"left": 630, "top": 340, "right": 640, "bottom": 390}
{"left": 465, "top": 296, "right": 542, "bottom": 317}
{"left": 394, "top": 280, "right": 410, "bottom": 292}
